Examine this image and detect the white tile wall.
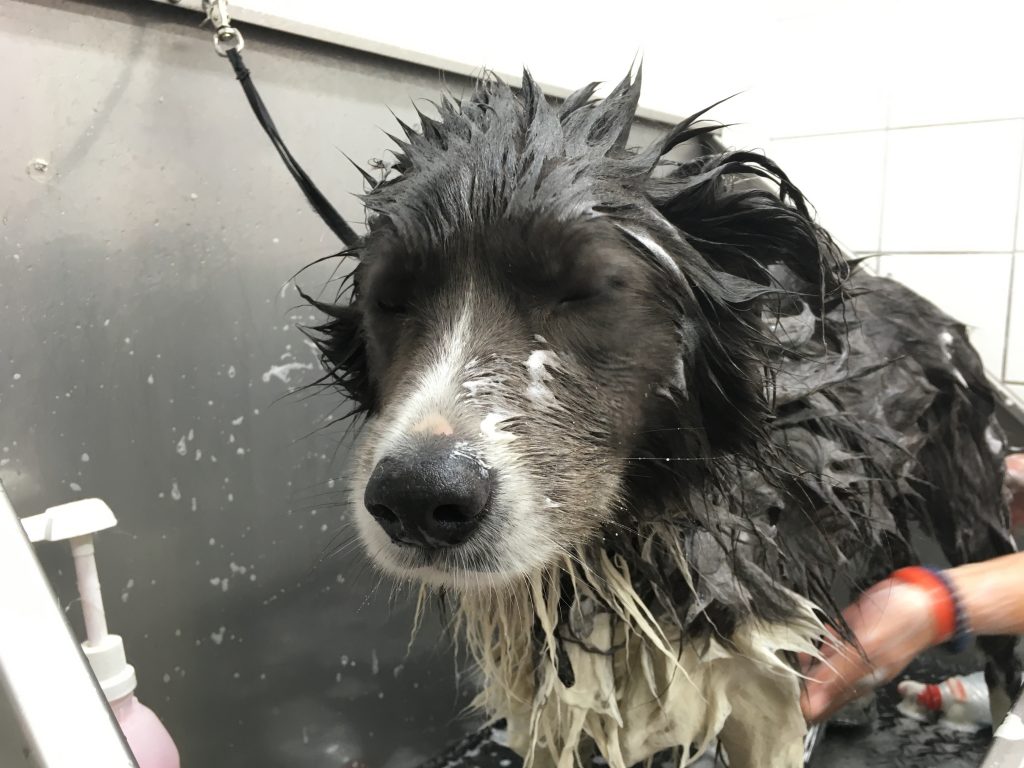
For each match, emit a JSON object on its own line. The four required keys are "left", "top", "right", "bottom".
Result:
{"left": 751, "top": 4, "right": 890, "bottom": 137}
{"left": 880, "top": 121, "right": 1023, "bottom": 253}
{"left": 1018, "top": 159, "right": 1024, "bottom": 252}
{"left": 880, "top": 1, "right": 1024, "bottom": 128}
{"left": 1006, "top": 253, "right": 1024, "bottom": 382}
{"left": 877, "top": 253, "right": 1013, "bottom": 375}
{"left": 769, "top": 132, "right": 885, "bottom": 252}
{"left": 694, "top": 2, "right": 1024, "bottom": 406}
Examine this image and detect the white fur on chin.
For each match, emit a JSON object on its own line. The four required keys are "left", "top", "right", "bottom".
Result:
{"left": 454, "top": 547, "right": 825, "bottom": 768}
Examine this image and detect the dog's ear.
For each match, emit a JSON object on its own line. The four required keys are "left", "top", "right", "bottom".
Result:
{"left": 649, "top": 150, "right": 847, "bottom": 297}
{"left": 644, "top": 142, "right": 850, "bottom": 454}
{"left": 689, "top": 314, "right": 773, "bottom": 453}
{"left": 299, "top": 288, "right": 375, "bottom": 416}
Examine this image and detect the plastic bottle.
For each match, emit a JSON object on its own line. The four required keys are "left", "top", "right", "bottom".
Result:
{"left": 896, "top": 671, "right": 992, "bottom": 732}
{"left": 111, "top": 693, "right": 181, "bottom": 767}
{"left": 22, "top": 499, "right": 181, "bottom": 768}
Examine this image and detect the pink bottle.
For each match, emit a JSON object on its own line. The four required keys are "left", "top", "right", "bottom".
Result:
{"left": 22, "top": 499, "right": 181, "bottom": 768}
{"left": 111, "top": 694, "right": 181, "bottom": 767}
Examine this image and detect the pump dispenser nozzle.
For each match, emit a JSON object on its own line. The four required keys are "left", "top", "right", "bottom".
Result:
{"left": 22, "top": 499, "right": 137, "bottom": 701}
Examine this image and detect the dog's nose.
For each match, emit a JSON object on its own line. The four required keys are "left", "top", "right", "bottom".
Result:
{"left": 364, "top": 437, "right": 491, "bottom": 548}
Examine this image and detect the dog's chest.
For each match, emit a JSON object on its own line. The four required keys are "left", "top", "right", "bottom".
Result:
{"left": 456, "top": 559, "right": 823, "bottom": 768}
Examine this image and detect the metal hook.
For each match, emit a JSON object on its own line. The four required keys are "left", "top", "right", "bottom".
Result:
{"left": 213, "top": 26, "right": 244, "bottom": 56}
{"left": 202, "top": 0, "right": 230, "bottom": 27}
{"left": 202, "top": 0, "right": 244, "bottom": 56}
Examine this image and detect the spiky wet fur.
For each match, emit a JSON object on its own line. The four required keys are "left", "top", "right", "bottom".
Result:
{"left": 304, "top": 69, "right": 1020, "bottom": 767}
{"left": 447, "top": 545, "right": 824, "bottom": 768}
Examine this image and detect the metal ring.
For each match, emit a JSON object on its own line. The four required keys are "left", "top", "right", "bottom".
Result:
{"left": 213, "top": 26, "right": 244, "bottom": 57}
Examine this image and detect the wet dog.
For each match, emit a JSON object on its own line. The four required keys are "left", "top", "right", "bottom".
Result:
{"left": 306, "top": 71, "right": 1020, "bottom": 767}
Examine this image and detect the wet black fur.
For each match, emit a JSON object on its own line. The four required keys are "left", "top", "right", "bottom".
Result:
{"left": 304, "top": 70, "right": 1021, "bottom": 701}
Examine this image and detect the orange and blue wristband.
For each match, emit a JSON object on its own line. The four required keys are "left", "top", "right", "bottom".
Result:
{"left": 890, "top": 565, "right": 972, "bottom": 654}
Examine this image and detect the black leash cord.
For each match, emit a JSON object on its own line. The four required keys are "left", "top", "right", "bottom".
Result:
{"left": 224, "top": 47, "right": 360, "bottom": 248}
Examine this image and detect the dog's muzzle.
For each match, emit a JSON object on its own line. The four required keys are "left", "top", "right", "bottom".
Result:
{"left": 363, "top": 435, "right": 492, "bottom": 549}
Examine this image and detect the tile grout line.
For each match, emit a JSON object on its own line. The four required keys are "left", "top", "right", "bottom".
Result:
{"left": 770, "top": 116, "right": 1024, "bottom": 142}
{"left": 852, "top": 251, "right": 1016, "bottom": 256}
{"left": 875, "top": 124, "right": 889, "bottom": 272}
{"left": 999, "top": 121, "right": 1024, "bottom": 382}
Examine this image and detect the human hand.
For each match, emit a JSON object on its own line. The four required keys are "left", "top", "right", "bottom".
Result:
{"left": 801, "top": 579, "right": 943, "bottom": 723}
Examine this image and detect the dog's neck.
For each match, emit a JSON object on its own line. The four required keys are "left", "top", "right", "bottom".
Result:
{"left": 446, "top": 523, "right": 825, "bottom": 768}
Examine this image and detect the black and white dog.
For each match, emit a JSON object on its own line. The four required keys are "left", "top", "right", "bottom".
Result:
{"left": 306, "top": 71, "right": 1020, "bottom": 767}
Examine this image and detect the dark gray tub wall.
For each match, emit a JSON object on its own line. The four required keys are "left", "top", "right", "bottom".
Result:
{"left": 0, "top": 2, "right": 667, "bottom": 767}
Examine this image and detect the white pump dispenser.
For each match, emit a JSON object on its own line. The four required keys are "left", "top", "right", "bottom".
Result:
{"left": 21, "top": 498, "right": 180, "bottom": 768}
{"left": 22, "top": 499, "right": 137, "bottom": 702}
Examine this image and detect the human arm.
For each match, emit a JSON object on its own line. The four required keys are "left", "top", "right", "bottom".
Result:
{"left": 801, "top": 551, "right": 1024, "bottom": 723}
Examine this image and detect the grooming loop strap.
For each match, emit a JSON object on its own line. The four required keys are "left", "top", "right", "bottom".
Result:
{"left": 202, "top": 0, "right": 359, "bottom": 247}
{"left": 890, "top": 566, "right": 972, "bottom": 653}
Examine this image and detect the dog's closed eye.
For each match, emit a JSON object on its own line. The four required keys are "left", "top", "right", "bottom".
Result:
{"left": 558, "top": 288, "right": 601, "bottom": 306}
{"left": 555, "top": 274, "right": 626, "bottom": 308}
{"left": 375, "top": 298, "right": 408, "bottom": 315}
{"left": 368, "top": 272, "right": 416, "bottom": 318}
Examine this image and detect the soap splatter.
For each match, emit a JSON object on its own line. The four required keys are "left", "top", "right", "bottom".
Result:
{"left": 176, "top": 435, "right": 187, "bottom": 456}
{"left": 480, "top": 412, "right": 516, "bottom": 442}
{"left": 170, "top": 481, "right": 181, "bottom": 501}
{"left": 69, "top": 481, "right": 82, "bottom": 492}
{"left": 525, "top": 349, "right": 560, "bottom": 404}
{"left": 80, "top": 453, "right": 90, "bottom": 462}
{"left": 210, "top": 626, "right": 226, "bottom": 645}
{"left": 261, "top": 361, "right": 313, "bottom": 384}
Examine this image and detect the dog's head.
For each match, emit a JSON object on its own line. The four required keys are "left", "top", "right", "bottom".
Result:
{"left": 310, "top": 71, "right": 840, "bottom": 591}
